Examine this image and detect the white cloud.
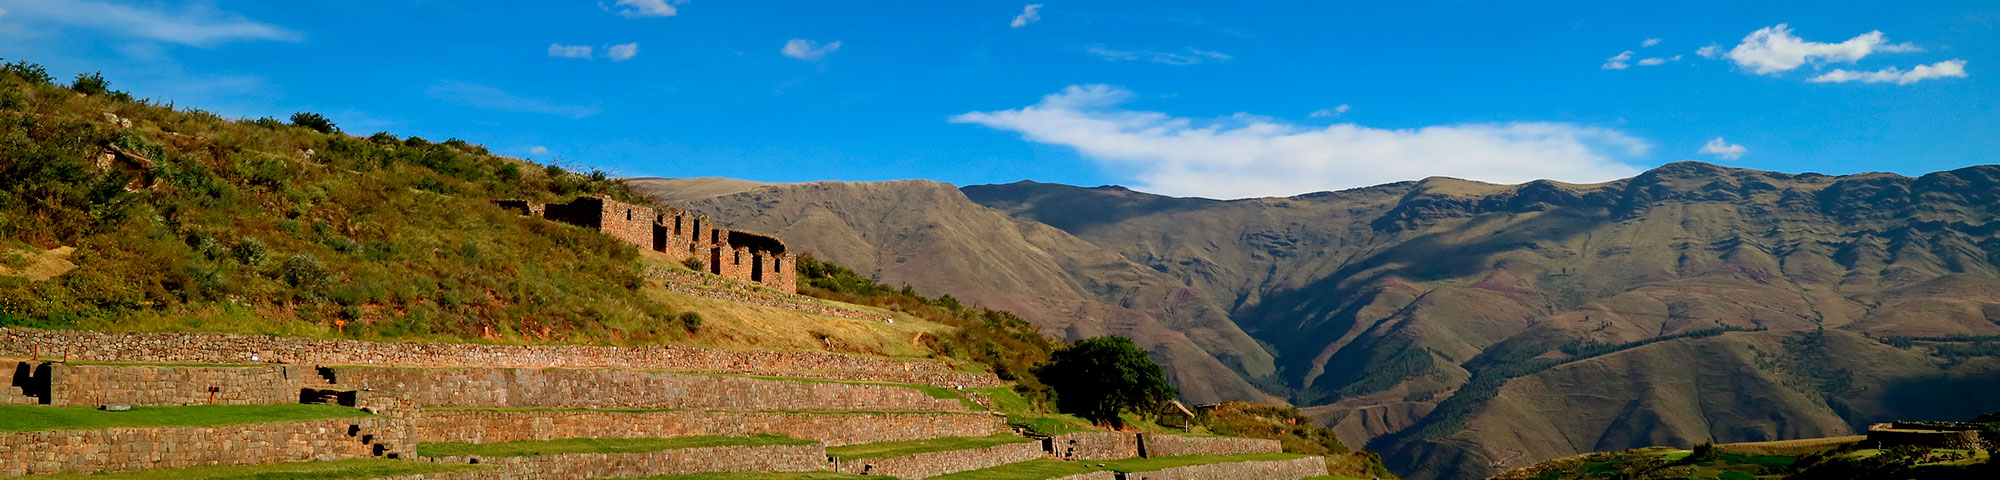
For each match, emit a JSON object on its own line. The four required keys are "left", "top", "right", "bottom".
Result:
{"left": 1011, "top": 4, "right": 1043, "bottom": 28}
{"left": 530, "top": 146, "right": 550, "bottom": 155}
{"left": 549, "top": 44, "right": 593, "bottom": 59}
{"left": 1642, "top": 38, "right": 1662, "bottom": 47}
{"left": 1810, "top": 59, "right": 1967, "bottom": 85}
{"left": 1087, "top": 45, "right": 1232, "bottom": 65}
{"left": 0, "top": 0, "right": 297, "bottom": 47}
{"left": 1724, "top": 24, "right": 1918, "bottom": 75}
{"left": 427, "top": 81, "right": 600, "bottom": 118}
{"left": 609, "top": 0, "right": 679, "bottom": 18}
{"left": 950, "top": 85, "right": 1650, "bottom": 199}
{"left": 606, "top": 43, "right": 639, "bottom": 61}
{"left": 1697, "top": 44, "right": 1724, "bottom": 59}
{"left": 1602, "top": 51, "right": 1634, "bottom": 70}
{"left": 1698, "top": 137, "right": 1747, "bottom": 160}
{"left": 1636, "top": 55, "right": 1681, "bottom": 66}
{"left": 1309, "top": 105, "right": 1351, "bottom": 117}
{"left": 781, "top": 39, "right": 842, "bottom": 60}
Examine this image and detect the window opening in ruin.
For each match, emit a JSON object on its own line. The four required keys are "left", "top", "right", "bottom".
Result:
{"left": 734, "top": 250, "right": 741, "bottom": 264}
{"left": 692, "top": 219, "right": 701, "bottom": 241}
{"left": 674, "top": 216, "right": 683, "bottom": 235}
{"left": 752, "top": 255, "right": 764, "bottom": 282}
{"left": 626, "top": 209, "right": 632, "bottom": 221}
{"left": 772, "top": 258, "right": 781, "bottom": 273}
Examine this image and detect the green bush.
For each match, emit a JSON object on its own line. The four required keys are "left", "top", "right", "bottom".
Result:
{"left": 70, "top": 71, "right": 111, "bottom": 96}
{"left": 678, "top": 312, "right": 703, "bottom": 333}
{"left": 1, "top": 60, "right": 53, "bottom": 84}
{"left": 233, "top": 237, "right": 269, "bottom": 266}
{"left": 289, "top": 112, "right": 339, "bottom": 134}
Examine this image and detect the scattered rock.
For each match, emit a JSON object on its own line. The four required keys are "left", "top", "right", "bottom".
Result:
{"left": 98, "top": 403, "right": 131, "bottom": 412}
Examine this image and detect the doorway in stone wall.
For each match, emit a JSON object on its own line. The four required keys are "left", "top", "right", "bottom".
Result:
{"left": 751, "top": 255, "right": 764, "bottom": 282}
{"left": 11, "top": 362, "right": 51, "bottom": 404}
{"left": 709, "top": 248, "right": 722, "bottom": 275}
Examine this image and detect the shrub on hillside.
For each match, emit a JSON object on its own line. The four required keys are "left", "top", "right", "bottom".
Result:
{"left": 70, "top": 72, "right": 110, "bottom": 96}
{"left": 289, "top": 112, "right": 339, "bottom": 134}
{"left": 1, "top": 60, "right": 53, "bottom": 84}
{"left": 678, "top": 312, "right": 703, "bottom": 333}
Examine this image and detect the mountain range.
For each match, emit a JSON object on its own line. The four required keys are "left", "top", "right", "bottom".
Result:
{"left": 630, "top": 161, "right": 2000, "bottom": 480}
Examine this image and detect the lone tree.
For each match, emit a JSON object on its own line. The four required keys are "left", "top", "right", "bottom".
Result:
{"left": 1036, "top": 335, "right": 1178, "bottom": 426}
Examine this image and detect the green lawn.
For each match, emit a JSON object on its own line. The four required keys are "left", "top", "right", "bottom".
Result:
{"left": 415, "top": 435, "right": 815, "bottom": 458}
{"left": 0, "top": 404, "right": 369, "bottom": 433}
{"left": 1303, "top": 476, "right": 1373, "bottom": 480}
{"left": 930, "top": 453, "right": 1317, "bottom": 480}
{"left": 633, "top": 473, "right": 894, "bottom": 480}
{"left": 826, "top": 434, "right": 1036, "bottom": 460}
{"left": 20, "top": 458, "right": 486, "bottom": 479}
{"left": 928, "top": 459, "right": 1103, "bottom": 480}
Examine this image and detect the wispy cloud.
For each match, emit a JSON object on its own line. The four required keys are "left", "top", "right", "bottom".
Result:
{"left": 1603, "top": 51, "right": 1635, "bottom": 70}
{"left": 1086, "top": 45, "right": 1231, "bottom": 65}
{"left": 951, "top": 85, "right": 1649, "bottom": 199}
{"left": 0, "top": 0, "right": 297, "bottom": 47}
{"left": 1810, "top": 59, "right": 1967, "bottom": 85}
{"left": 606, "top": 43, "right": 639, "bottom": 62}
{"left": 1723, "top": 24, "right": 1917, "bottom": 75}
{"left": 529, "top": 146, "right": 550, "bottom": 155}
{"left": 1010, "top": 4, "right": 1043, "bottom": 28}
{"left": 607, "top": 0, "right": 680, "bottom": 18}
{"left": 1699, "top": 137, "right": 1747, "bottom": 160}
{"left": 549, "top": 44, "right": 593, "bottom": 59}
{"left": 1641, "top": 38, "right": 1662, "bottom": 48}
{"left": 781, "top": 39, "right": 841, "bottom": 60}
{"left": 1309, "top": 105, "right": 1351, "bottom": 118}
{"left": 426, "top": 81, "right": 600, "bottom": 118}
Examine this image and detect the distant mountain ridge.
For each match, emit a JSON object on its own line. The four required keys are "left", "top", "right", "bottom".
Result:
{"left": 629, "top": 162, "right": 2000, "bottom": 480}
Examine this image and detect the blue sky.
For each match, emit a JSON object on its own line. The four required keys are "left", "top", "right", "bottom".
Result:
{"left": 0, "top": 1, "right": 1994, "bottom": 198}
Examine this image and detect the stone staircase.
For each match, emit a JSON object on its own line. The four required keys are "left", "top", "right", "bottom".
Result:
{"left": 347, "top": 422, "right": 404, "bottom": 460}
{"left": 300, "top": 365, "right": 358, "bottom": 407}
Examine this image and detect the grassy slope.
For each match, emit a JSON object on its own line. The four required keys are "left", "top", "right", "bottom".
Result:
{"left": 0, "top": 404, "right": 367, "bottom": 432}
{"left": 20, "top": 458, "right": 487, "bottom": 480}
{"left": 414, "top": 435, "right": 813, "bottom": 458}
{"left": 929, "top": 454, "right": 1317, "bottom": 480}
{"left": 0, "top": 65, "right": 980, "bottom": 360}
{"left": 825, "top": 434, "right": 1035, "bottom": 460}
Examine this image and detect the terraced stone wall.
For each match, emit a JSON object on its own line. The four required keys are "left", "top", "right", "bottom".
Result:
{"left": 834, "top": 440, "right": 1043, "bottom": 479}
{"left": 1123, "top": 456, "right": 1327, "bottom": 480}
{"left": 38, "top": 363, "right": 305, "bottom": 406}
{"left": 331, "top": 367, "right": 963, "bottom": 411}
{"left": 0, "top": 328, "right": 961, "bottom": 375}
{"left": 1048, "top": 432, "right": 1140, "bottom": 460}
{"left": 1138, "top": 434, "right": 1283, "bottom": 458}
{"left": 417, "top": 444, "right": 824, "bottom": 480}
{"left": 0, "top": 417, "right": 401, "bottom": 476}
{"left": 417, "top": 410, "right": 1003, "bottom": 447}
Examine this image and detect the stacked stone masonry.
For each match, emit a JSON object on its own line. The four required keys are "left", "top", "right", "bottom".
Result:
{"left": 417, "top": 444, "right": 824, "bottom": 480}
{"left": 1866, "top": 423, "right": 1988, "bottom": 451}
{"left": 0, "top": 417, "right": 405, "bottom": 477}
{"left": 417, "top": 409, "right": 1003, "bottom": 447}
{"left": 24, "top": 363, "right": 305, "bottom": 406}
{"left": 498, "top": 195, "right": 795, "bottom": 293}
{"left": 1137, "top": 434, "right": 1283, "bottom": 458}
{"left": 834, "top": 440, "right": 1044, "bottom": 479}
{"left": 330, "top": 367, "right": 964, "bottom": 411}
{"left": 0, "top": 328, "right": 999, "bottom": 388}
{"left": 1123, "top": 456, "right": 1328, "bottom": 480}
{"left": 1047, "top": 432, "right": 1141, "bottom": 461}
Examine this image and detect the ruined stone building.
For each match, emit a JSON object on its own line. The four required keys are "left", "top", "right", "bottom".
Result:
{"left": 496, "top": 195, "right": 796, "bottom": 293}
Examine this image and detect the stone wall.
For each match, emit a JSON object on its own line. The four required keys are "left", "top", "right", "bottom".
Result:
{"left": 1048, "top": 432, "right": 1140, "bottom": 461}
{"left": 499, "top": 195, "right": 795, "bottom": 292}
{"left": 1139, "top": 434, "right": 1283, "bottom": 458}
{"left": 329, "top": 367, "right": 963, "bottom": 411}
{"left": 1867, "top": 423, "right": 1986, "bottom": 450}
{"left": 418, "top": 444, "right": 824, "bottom": 480}
{"left": 1048, "top": 473, "right": 1120, "bottom": 480}
{"left": 1124, "top": 456, "right": 1327, "bottom": 480}
{"left": 834, "top": 440, "right": 1043, "bottom": 479}
{"left": 37, "top": 363, "right": 306, "bottom": 406}
{"left": 0, "top": 328, "right": 981, "bottom": 381}
{"left": 417, "top": 409, "right": 1003, "bottom": 447}
{"left": 0, "top": 417, "right": 402, "bottom": 476}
